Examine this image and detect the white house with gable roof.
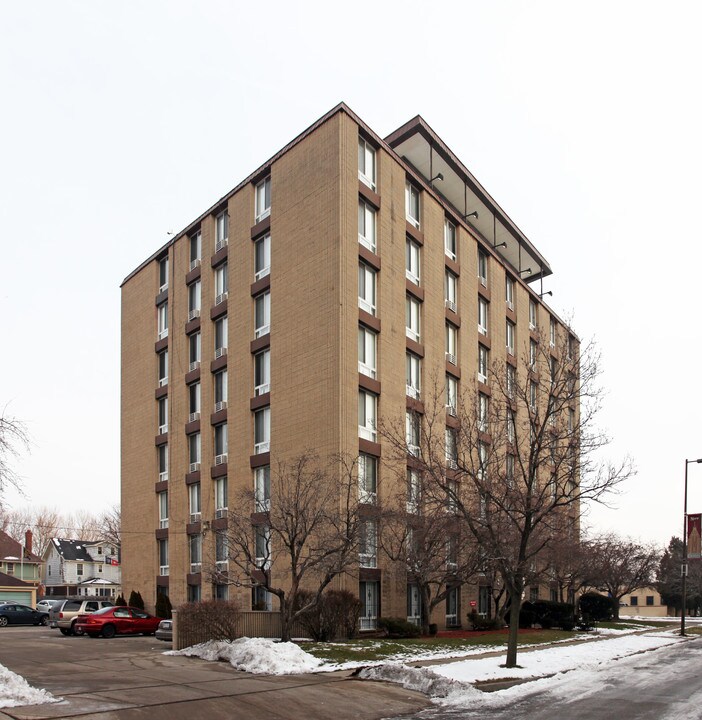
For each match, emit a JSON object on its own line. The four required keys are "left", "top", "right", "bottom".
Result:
{"left": 43, "top": 539, "right": 121, "bottom": 597}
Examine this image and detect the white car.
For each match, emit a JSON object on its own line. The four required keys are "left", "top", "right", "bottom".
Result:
{"left": 36, "top": 599, "right": 63, "bottom": 613}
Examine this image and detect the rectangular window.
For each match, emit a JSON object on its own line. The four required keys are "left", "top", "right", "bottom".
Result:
{"left": 255, "top": 525, "right": 271, "bottom": 569}
{"left": 630, "top": 596, "right": 638, "bottom": 606}
{"left": 445, "top": 270, "right": 457, "bottom": 312}
{"left": 255, "top": 466, "right": 271, "bottom": 512}
{"left": 214, "top": 423, "right": 228, "bottom": 461}
{"left": 406, "top": 182, "right": 420, "bottom": 228}
{"left": 646, "top": 596, "right": 654, "bottom": 606}
{"left": 529, "top": 587, "right": 539, "bottom": 602}
{"left": 550, "top": 317, "right": 556, "bottom": 347}
{"left": 406, "top": 238, "right": 420, "bottom": 284}
{"left": 550, "top": 356, "right": 557, "bottom": 387}
{"left": 158, "top": 443, "right": 168, "bottom": 482}
{"left": 446, "top": 374, "right": 457, "bottom": 414}
{"left": 358, "top": 137, "right": 376, "bottom": 190}
{"left": 189, "top": 230, "right": 201, "bottom": 270}
{"left": 189, "top": 432, "right": 201, "bottom": 468}
{"left": 255, "top": 177, "right": 271, "bottom": 223}
{"left": 158, "top": 538, "right": 169, "bottom": 575}
{"left": 215, "top": 210, "right": 229, "bottom": 252}
{"left": 254, "top": 291, "right": 271, "bottom": 338}
{"left": 188, "top": 382, "right": 200, "bottom": 420}
{"left": 506, "top": 363, "right": 516, "bottom": 399}
{"left": 215, "top": 316, "right": 228, "bottom": 356}
{"left": 358, "top": 325, "right": 377, "bottom": 379}
{"left": 189, "top": 533, "right": 202, "bottom": 572}
{"left": 215, "top": 533, "right": 228, "bottom": 567}
{"left": 358, "top": 201, "right": 377, "bottom": 253}
{"left": 478, "top": 250, "right": 488, "bottom": 286}
{"left": 158, "top": 349, "right": 168, "bottom": 387}
{"left": 568, "top": 408, "right": 575, "bottom": 432}
{"left": 406, "top": 352, "right": 421, "bottom": 399}
{"left": 444, "top": 219, "right": 456, "bottom": 259}
{"left": 530, "top": 381, "right": 538, "bottom": 411}
{"left": 360, "top": 580, "right": 379, "bottom": 630}
{"left": 407, "top": 583, "right": 421, "bottom": 625}
{"left": 189, "top": 482, "right": 201, "bottom": 521}
{"left": 157, "top": 302, "right": 168, "bottom": 340}
{"left": 446, "top": 586, "right": 459, "bottom": 626}
{"left": 252, "top": 585, "right": 272, "bottom": 611}
{"left": 254, "top": 407, "right": 270, "bottom": 454}
{"left": 478, "top": 393, "right": 489, "bottom": 433}
{"left": 358, "top": 390, "right": 377, "bottom": 441}
{"left": 157, "top": 397, "right": 168, "bottom": 435}
{"left": 188, "top": 280, "right": 201, "bottom": 319}
{"left": 159, "top": 257, "right": 169, "bottom": 292}
{"left": 529, "top": 299, "right": 537, "bottom": 330}
{"left": 445, "top": 323, "right": 458, "bottom": 364}
{"left": 358, "top": 454, "right": 377, "bottom": 504}
{"left": 214, "top": 369, "right": 228, "bottom": 410}
{"left": 187, "top": 584, "right": 201, "bottom": 602}
{"left": 506, "top": 454, "right": 515, "bottom": 485}
{"left": 445, "top": 428, "right": 458, "bottom": 468}
{"left": 254, "top": 233, "right": 271, "bottom": 281}
{"left": 214, "top": 263, "right": 228, "bottom": 305}
{"left": 77, "top": 563, "right": 83, "bottom": 576}
{"left": 478, "top": 298, "right": 488, "bottom": 336}
{"left": 478, "top": 344, "right": 489, "bottom": 384}
{"left": 214, "top": 476, "right": 228, "bottom": 518}
{"left": 254, "top": 349, "right": 270, "bottom": 396}
{"left": 358, "top": 263, "right": 376, "bottom": 315}
{"left": 407, "top": 468, "right": 421, "bottom": 513}
{"left": 507, "top": 411, "right": 516, "bottom": 444}
{"left": 530, "top": 339, "right": 538, "bottom": 368}
{"left": 506, "top": 320, "right": 515, "bottom": 355}
{"left": 406, "top": 411, "right": 420, "bottom": 456}
{"left": 406, "top": 295, "right": 421, "bottom": 341}
{"left": 189, "top": 332, "right": 201, "bottom": 369}
{"left": 359, "top": 520, "right": 377, "bottom": 568}
{"left": 505, "top": 275, "right": 514, "bottom": 310}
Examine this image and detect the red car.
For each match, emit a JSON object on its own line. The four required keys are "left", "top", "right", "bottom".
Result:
{"left": 74, "top": 606, "right": 161, "bottom": 638}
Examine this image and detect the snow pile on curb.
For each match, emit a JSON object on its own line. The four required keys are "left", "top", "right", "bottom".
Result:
{"left": 0, "top": 663, "right": 56, "bottom": 708}
{"left": 167, "top": 637, "right": 322, "bottom": 674}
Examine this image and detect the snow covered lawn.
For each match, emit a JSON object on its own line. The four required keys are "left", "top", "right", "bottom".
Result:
{"left": 0, "top": 663, "right": 55, "bottom": 709}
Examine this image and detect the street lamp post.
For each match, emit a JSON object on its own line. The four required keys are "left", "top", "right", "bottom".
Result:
{"left": 681, "top": 458, "right": 702, "bottom": 637}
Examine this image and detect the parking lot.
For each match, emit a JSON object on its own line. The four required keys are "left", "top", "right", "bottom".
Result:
{"left": 0, "top": 627, "right": 428, "bottom": 720}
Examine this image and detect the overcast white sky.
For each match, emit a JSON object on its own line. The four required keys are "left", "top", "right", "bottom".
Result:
{"left": 1, "top": 1, "right": 700, "bottom": 545}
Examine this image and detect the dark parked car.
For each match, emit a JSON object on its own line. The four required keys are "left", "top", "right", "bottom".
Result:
{"left": 155, "top": 618, "right": 172, "bottom": 642}
{"left": 0, "top": 604, "right": 49, "bottom": 626}
{"left": 75, "top": 606, "right": 161, "bottom": 638}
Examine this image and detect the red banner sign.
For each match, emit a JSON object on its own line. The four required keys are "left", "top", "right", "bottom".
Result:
{"left": 688, "top": 514, "right": 701, "bottom": 559}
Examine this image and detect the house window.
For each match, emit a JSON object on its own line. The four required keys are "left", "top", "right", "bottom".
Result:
{"left": 214, "top": 263, "right": 228, "bottom": 305}
{"left": 406, "top": 182, "right": 420, "bottom": 228}
{"left": 254, "top": 349, "right": 270, "bottom": 396}
{"left": 505, "top": 275, "right": 514, "bottom": 310}
{"left": 358, "top": 201, "right": 377, "bottom": 253}
{"left": 406, "top": 295, "right": 421, "bottom": 341}
{"left": 255, "top": 177, "right": 271, "bottom": 223}
{"left": 529, "top": 299, "right": 537, "bottom": 330}
{"left": 358, "top": 390, "right": 377, "bottom": 441}
{"left": 187, "top": 584, "right": 201, "bottom": 602}
{"left": 360, "top": 580, "right": 379, "bottom": 630}
{"left": 406, "top": 352, "right": 421, "bottom": 399}
{"left": 530, "top": 339, "right": 538, "bottom": 369}
{"left": 445, "top": 323, "right": 458, "bottom": 364}
{"left": 214, "top": 423, "right": 228, "bottom": 461}
{"left": 255, "top": 525, "right": 271, "bottom": 569}
{"left": 254, "top": 291, "right": 271, "bottom": 338}
{"left": 446, "top": 374, "right": 458, "bottom": 413}
{"left": 478, "top": 250, "right": 488, "bottom": 286}
{"left": 445, "top": 428, "right": 458, "bottom": 468}
{"left": 214, "top": 317, "right": 228, "bottom": 357}
{"left": 252, "top": 585, "right": 272, "bottom": 611}
{"left": 189, "top": 432, "right": 201, "bottom": 467}
{"left": 646, "top": 596, "right": 654, "bottom": 606}
{"left": 358, "top": 325, "right": 377, "bottom": 379}
{"left": 189, "top": 230, "right": 201, "bottom": 269}
{"left": 358, "top": 137, "right": 376, "bottom": 190}
{"left": 444, "top": 219, "right": 456, "bottom": 259}
{"left": 189, "top": 332, "right": 201, "bottom": 368}
{"left": 359, "top": 520, "right": 377, "bottom": 568}
{"left": 254, "top": 407, "right": 270, "bottom": 454}
{"left": 358, "top": 454, "right": 377, "bottom": 504}
{"left": 188, "top": 280, "right": 201, "bottom": 319}
{"left": 254, "top": 466, "right": 270, "bottom": 512}
{"left": 406, "top": 411, "right": 420, "bottom": 456}
{"left": 550, "top": 317, "right": 556, "bottom": 347}
{"left": 478, "top": 393, "right": 489, "bottom": 433}
{"left": 189, "top": 482, "right": 201, "bottom": 521}
{"left": 77, "top": 563, "right": 83, "bottom": 576}
{"left": 630, "top": 596, "right": 638, "bottom": 606}
{"left": 478, "top": 298, "right": 489, "bottom": 336}
{"left": 406, "top": 238, "right": 421, "bottom": 284}
{"left": 158, "top": 444, "right": 168, "bottom": 482}
{"left": 215, "top": 532, "right": 228, "bottom": 568}
{"left": 445, "top": 270, "right": 457, "bottom": 312}
{"left": 407, "top": 583, "right": 421, "bottom": 625}
{"left": 158, "top": 349, "right": 168, "bottom": 387}
{"left": 478, "top": 345, "right": 489, "bottom": 384}
{"left": 6, "top": 563, "right": 13, "bottom": 576}
{"left": 215, "top": 210, "right": 229, "bottom": 251}
{"left": 478, "top": 586, "right": 490, "bottom": 616}
{"left": 188, "top": 382, "right": 200, "bottom": 420}
{"left": 158, "top": 491, "right": 168, "bottom": 529}
{"left": 254, "top": 233, "right": 271, "bottom": 281}
{"left": 158, "top": 256, "right": 169, "bottom": 292}
{"left": 214, "top": 476, "right": 228, "bottom": 517}
{"left": 506, "top": 320, "right": 515, "bottom": 355}
{"left": 189, "top": 533, "right": 202, "bottom": 572}
{"left": 358, "top": 263, "right": 376, "bottom": 315}
{"left": 157, "top": 397, "right": 168, "bottom": 435}
{"left": 446, "top": 586, "right": 460, "bottom": 627}
{"left": 157, "top": 302, "right": 168, "bottom": 340}
{"left": 407, "top": 468, "right": 421, "bottom": 513}
{"left": 214, "top": 369, "right": 228, "bottom": 409}
{"left": 158, "top": 539, "right": 169, "bottom": 575}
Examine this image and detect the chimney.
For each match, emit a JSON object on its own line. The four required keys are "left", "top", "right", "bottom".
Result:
{"left": 24, "top": 530, "right": 32, "bottom": 555}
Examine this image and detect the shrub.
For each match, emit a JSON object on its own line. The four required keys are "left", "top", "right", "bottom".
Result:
{"left": 578, "top": 592, "right": 616, "bottom": 622}
{"left": 178, "top": 600, "right": 241, "bottom": 641}
{"left": 377, "top": 617, "right": 422, "bottom": 638}
{"left": 155, "top": 592, "right": 172, "bottom": 619}
{"left": 296, "top": 589, "right": 362, "bottom": 641}
{"left": 468, "top": 610, "right": 504, "bottom": 631}
{"left": 519, "top": 600, "right": 575, "bottom": 630}
{"left": 128, "top": 590, "right": 145, "bottom": 610}
{"left": 115, "top": 594, "right": 126, "bottom": 606}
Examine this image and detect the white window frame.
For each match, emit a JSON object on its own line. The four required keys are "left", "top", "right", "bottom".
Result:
{"left": 214, "top": 263, "right": 228, "bottom": 305}
{"left": 158, "top": 349, "right": 168, "bottom": 387}
{"left": 506, "top": 363, "right": 516, "bottom": 399}
{"left": 214, "top": 316, "right": 228, "bottom": 356}
{"left": 158, "top": 491, "right": 168, "bottom": 529}
{"left": 215, "top": 210, "right": 229, "bottom": 251}
{"left": 188, "top": 382, "right": 200, "bottom": 420}
{"left": 189, "top": 230, "right": 202, "bottom": 270}
{"left": 406, "top": 352, "right": 421, "bottom": 399}
{"left": 214, "top": 476, "right": 228, "bottom": 518}
{"left": 445, "top": 270, "right": 457, "bottom": 312}
{"left": 358, "top": 137, "right": 376, "bottom": 191}
{"left": 505, "top": 275, "right": 514, "bottom": 310}
{"left": 255, "top": 177, "right": 271, "bottom": 223}
{"left": 214, "top": 369, "right": 228, "bottom": 409}
{"left": 189, "top": 533, "right": 202, "bottom": 573}
{"left": 446, "top": 374, "right": 458, "bottom": 413}
{"left": 406, "top": 238, "right": 420, "bottom": 284}
{"left": 214, "top": 422, "right": 228, "bottom": 462}
{"left": 444, "top": 219, "right": 456, "bottom": 260}
{"left": 478, "top": 250, "right": 488, "bottom": 286}
{"left": 445, "top": 323, "right": 457, "bottom": 365}
{"left": 254, "top": 407, "right": 270, "bottom": 454}
{"left": 254, "top": 349, "right": 270, "bottom": 396}
{"left": 189, "top": 332, "right": 201, "bottom": 367}
{"left": 406, "top": 295, "right": 421, "bottom": 342}
{"left": 157, "top": 303, "right": 168, "bottom": 340}
{"left": 254, "top": 291, "right": 271, "bottom": 338}
{"left": 550, "top": 317, "right": 556, "bottom": 347}
{"left": 358, "top": 200, "right": 377, "bottom": 253}
{"left": 189, "top": 482, "right": 201, "bottom": 522}
{"left": 158, "top": 538, "right": 169, "bottom": 576}
{"left": 406, "top": 182, "right": 420, "bottom": 228}
{"left": 406, "top": 411, "right": 420, "bottom": 456}
{"left": 159, "top": 256, "right": 169, "bottom": 293}
{"left": 358, "top": 263, "right": 376, "bottom": 316}
{"left": 358, "top": 325, "right": 377, "bottom": 379}
{"left": 188, "top": 280, "right": 201, "bottom": 320}
{"left": 478, "top": 393, "right": 489, "bottom": 433}
{"left": 358, "top": 390, "right": 377, "bottom": 442}
{"left": 359, "top": 520, "right": 378, "bottom": 568}
{"left": 529, "top": 299, "right": 537, "bottom": 330}
{"left": 158, "top": 396, "right": 168, "bottom": 435}
{"left": 407, "top": 468, "right": 421, "bottom": 513}
{"left": 255, "top": 466, "right": 271, "bottom": 512}
{"left": 506, "top": 320, "right": 515, "bottom": 355}
{"left": 358, "top": 453, "right": 377, "bottom": 504}
{"left": 189, "top": 432, "right": 201, "bottom": 468}
{"left": 254, "top": 233, "right": 271, "bottom": 281}
{"left": 445, "top": 428, "right": 458, "bottom": 469}
{"left": 478, "top": 297, "right": 489, "bottom": 336}
{"left": 158, "top": 443, "right": 168, "bottom": 482}
{"left": 530, "top": 339, "right": 538, "bottom": 368}
{"left": 478, "top": 344, "right": 489, "bottom": 384}
{"left": 255, "top": 525, "right": 271, "bottom": 569}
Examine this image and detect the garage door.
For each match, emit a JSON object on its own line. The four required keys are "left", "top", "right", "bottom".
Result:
{"left": 0, "top": 591, "right": 32, "bottom": 605}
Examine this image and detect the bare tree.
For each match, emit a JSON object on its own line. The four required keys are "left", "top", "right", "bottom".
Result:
{"left": 214, "top": 453, "right": 363, "bottom": 642}
{"left": 542, "top": 521, "right": 592, "bottom": 603}
{"left": 0, "top": 411, "right": 29, "bottom": 506}
{"left": 98, "top": 505, "right": 121, "bottom": 547}
{"left": 382, "top": 332, "right": 633, "bottom": 667}
{"left": 586, "top": 533, "right": 659, "bottom": 618}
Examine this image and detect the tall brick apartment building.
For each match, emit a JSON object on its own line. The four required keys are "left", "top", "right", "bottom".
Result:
{"left": 121, "top": 102, "right": 576, "bottom": 627}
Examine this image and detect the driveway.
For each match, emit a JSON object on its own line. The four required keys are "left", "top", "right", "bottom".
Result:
{"left": 0, "top": 627, "right": 429, "bottom": 720}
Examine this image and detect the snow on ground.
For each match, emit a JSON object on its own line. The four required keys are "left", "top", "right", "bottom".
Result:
{"left": 167, "top": 637, "right": 322, "bottom": 674}
{"left": 0, "top": 663, "right": 55, "bottom": 709}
